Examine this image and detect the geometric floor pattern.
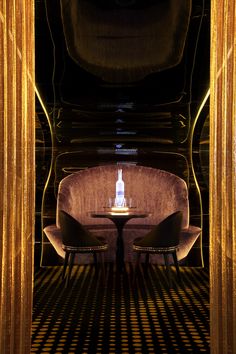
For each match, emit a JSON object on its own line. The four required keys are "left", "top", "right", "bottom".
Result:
{"left": 31, "top": 264, "right": 210, "bottom": 353}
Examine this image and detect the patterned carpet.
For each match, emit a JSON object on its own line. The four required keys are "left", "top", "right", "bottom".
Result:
{"left": 31, "top": 264, "right": 210, "bottom": 353}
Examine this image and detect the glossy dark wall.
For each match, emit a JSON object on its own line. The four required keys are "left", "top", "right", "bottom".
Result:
{"left": 35, "top": 0, "right": 210, "bottom": 266}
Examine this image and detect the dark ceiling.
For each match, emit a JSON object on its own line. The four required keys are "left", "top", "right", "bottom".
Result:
{"left": 35, "top": 0, "right": 210, "bottom": 167}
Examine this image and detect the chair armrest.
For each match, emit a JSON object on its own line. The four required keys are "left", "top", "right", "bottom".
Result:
{"left": 44, "top": 224, "right": 65, "bottom": 258}
{"left": 178, "top": 225, "right": 201, "bottom": 260}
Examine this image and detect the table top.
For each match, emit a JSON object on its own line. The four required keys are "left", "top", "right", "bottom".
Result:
{"left": 90, "top": 210, "right": 150, "bottom": 219}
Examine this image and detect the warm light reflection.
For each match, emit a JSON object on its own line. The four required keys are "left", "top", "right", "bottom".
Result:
{"left": 35, "top": 85, "right": 55, "bottom": 268}
{"left": 111, "top": 207, "right": 129, "bottom": 213}
{"left": 189, "top": 90, "right": 209, "bottom": 268}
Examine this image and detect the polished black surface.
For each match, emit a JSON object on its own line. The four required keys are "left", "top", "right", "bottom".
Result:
{"left": 35, "top": 0, "right": 210, "bottom": 266}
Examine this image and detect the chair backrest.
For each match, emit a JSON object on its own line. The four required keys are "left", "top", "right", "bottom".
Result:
{"left": 56, "top": 165, "right": 189, "bottom": 229}
{"left": 59, "top": 210, "right": 102, "bottom": 247}
{"left": 140, "top": 211, "right": 183, "bottom": 248}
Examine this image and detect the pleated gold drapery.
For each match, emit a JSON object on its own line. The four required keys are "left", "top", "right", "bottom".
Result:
{"left": 210, "top": 0, "right": 236, "bottom": 353}
{"left": 0, "top": 1, "right": 35, "bottom": 354}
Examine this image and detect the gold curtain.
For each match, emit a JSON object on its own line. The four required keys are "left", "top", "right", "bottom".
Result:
{"left": 210, "top": 0, "right": 236, "bottom": 353}
{"left": 0, "top": 1, "right": 35, "bottom": 353}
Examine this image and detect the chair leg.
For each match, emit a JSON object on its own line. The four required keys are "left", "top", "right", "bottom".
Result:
{"left": 143, "top": 253, "right": 150, "bottom": 277}
{"left": 164, "top": 253, "right": 172, "bottom": 287}
{"left": 66, "top": 253, "right": 75, "bottom": 288}
{"left": 62, "top": 251, "right": 69, "bottom": 280}
{"left": 100, "top": 252, "right": 106, "bottom": 284}
{"left": 93, "top": 252, "right": 98, "bottom": 269}
{"left": 93, "top": 252, "right": 98, "bottom": 265}
{"left": 133, "top": 252, "right": 141, "bottom": 284}
{"left": 172, "top": 250, "right": 181, "bottom": 282}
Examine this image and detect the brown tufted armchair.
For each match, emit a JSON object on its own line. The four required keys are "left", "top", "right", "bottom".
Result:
{"left": 43, "top": 164, "right": 202, "bottom": 265}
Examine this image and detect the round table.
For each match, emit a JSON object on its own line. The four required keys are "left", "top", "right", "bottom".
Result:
{"left": 90, "top": 210, "right": 149, "bottom": 271}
